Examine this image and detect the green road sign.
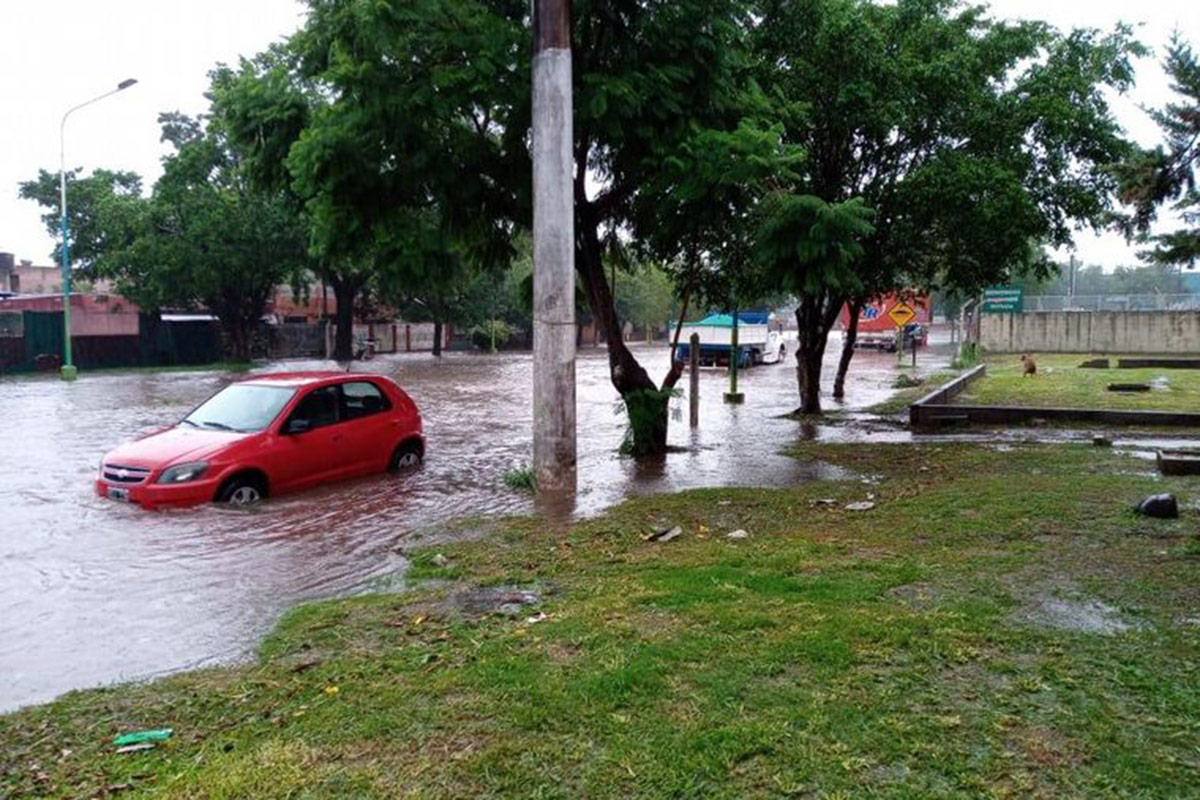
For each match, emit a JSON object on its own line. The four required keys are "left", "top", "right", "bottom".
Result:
{"left": 983, "top": 286, "right": 1023, "bottom": 312}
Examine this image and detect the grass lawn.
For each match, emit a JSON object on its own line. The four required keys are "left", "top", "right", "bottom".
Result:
{"left": 959, "top": 354, "right": 1200, "bottom": 412}
{"left": 3, "top": 444, "right": 1200, "bottom": 798}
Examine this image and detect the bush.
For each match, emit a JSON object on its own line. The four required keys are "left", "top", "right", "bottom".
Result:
{"left": 503, "top": 464, "right": 537, "bottom": 491}
{"left": 470, "top": 319, "right": 514, "bottom": 351}
{"left": 951, "top": 341, "right": 981, "bottom": 370}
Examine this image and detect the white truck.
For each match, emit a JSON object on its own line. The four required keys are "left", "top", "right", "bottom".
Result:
{"left": 674, "top": 312, "right": 787, "bottom": 368}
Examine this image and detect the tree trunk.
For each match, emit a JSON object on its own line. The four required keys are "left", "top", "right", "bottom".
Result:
{"left": 432, "top": 320, "right": 443, "bottom": 357}
{"left": 832, "top": 298, "right": 862, "bottom": 400}
{"left": 225, "top": 320, "right": 252, "bottom": 363}
{"left": 794, "top": 292, "right": 843, "bottom": 415}
{"left": 330, "top": 277, "right": 358, "bottom": 362}
{"left": 575, "top": 201, "right": 663, "bottom": 455}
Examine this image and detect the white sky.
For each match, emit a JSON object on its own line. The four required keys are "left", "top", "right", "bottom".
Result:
{"left": 0, "top": 1, "right": 1195, "bottom": 270}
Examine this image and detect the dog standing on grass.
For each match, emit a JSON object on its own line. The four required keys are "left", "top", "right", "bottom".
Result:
{"left": 1020, "top": 354, "right": 1038, "bottom": 377}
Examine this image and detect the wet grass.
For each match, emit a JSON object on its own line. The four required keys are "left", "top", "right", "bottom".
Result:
{"left": 3, "top": 444, "right": 1200, "bottom": 798}
{"left": 867, "top": 369, "right": 961, "bottom": 415}
{"left": 960, "top": 354, "right": 1200, "bottom": 412}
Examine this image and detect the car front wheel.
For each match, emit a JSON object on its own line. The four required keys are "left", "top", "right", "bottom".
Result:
{"left": 217, "top": 475, "right": 266, "bottom": 505}
{"left": 389, "top": 440, "right": 424, "bottom": 472}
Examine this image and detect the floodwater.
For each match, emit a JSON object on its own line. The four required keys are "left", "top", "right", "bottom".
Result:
{"left": 0, "top": 337, "right": 948, "bottom": 711}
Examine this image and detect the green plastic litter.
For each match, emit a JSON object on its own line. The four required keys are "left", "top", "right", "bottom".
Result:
{"left": 113, "top": 728, "right": 173, "bottom": 746}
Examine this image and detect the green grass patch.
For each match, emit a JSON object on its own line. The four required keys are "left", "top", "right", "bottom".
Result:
{"left": 961, "top": 353, "right": 1200, "bottom": 412}
{"left": 3, "top": 443, "right": 1199, "bottom": 798}
{"left": 503, "top": 465, "right": 537, "bottom": 492}
{"left": 868, "top": 369, "right": 961, "bottom": 415}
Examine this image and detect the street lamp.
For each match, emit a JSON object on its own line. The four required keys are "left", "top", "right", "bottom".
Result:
{"left": 58, "top": 78, "right": 138, "bottom": 380}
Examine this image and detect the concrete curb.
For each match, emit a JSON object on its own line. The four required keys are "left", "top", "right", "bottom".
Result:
{"left": 909, "top": 364, "right": 1200, "bottom": 429}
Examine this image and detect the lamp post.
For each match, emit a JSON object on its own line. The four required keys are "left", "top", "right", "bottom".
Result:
{"left": 58, "top": 78, "right": 137, "bottom": 381}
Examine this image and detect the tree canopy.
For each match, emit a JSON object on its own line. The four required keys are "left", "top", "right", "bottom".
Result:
{"left": 21, "top": 111, "right": 311, "bottom": 361}
{"left": 750, "top": 0, "right": 1142, "bottom": 410}
{"left": 1116, "top": 35, "right": 1200, "bottom": 268}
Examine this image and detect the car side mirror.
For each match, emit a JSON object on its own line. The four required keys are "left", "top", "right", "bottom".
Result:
{"left": 286, "top": 418, "right": 311, "bottom": 435}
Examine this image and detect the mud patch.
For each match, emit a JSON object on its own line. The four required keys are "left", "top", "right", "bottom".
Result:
{"left": 886, "top": 582, "right": 941, "bottom": 609}
{"left": 448, "top": 585, "right": 548, "bottom": 617}
{"left": 1014, "top": 587, "right": 1139, "bottom": 635}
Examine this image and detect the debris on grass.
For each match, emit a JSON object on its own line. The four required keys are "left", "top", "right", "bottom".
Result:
{"left": 644, "top": 525, "right": 682, "bottom": 543}
{"left": 1134, "top": 494, "right": 1179, "bottom": 519}
{"left": 844, "top": 501, "right": 876, "bottom": 512}
{"left": 726, "top": 529, "right": 749, "bottom": 540}
{"left": 113, "top": 729, "right": 173, "bottom": 747}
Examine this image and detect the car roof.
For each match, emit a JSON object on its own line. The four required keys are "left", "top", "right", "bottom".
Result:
{"left": 236, "top": 371, "right": 390, "bottom": 388}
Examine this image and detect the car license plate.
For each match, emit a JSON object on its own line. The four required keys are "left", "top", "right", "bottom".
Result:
{"left": 108, "top": 486, "right": 130, "bottom": 502}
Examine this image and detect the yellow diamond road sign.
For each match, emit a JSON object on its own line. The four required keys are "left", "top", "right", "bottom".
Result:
{"left": 888, "top": 302, "right": 917, "bottom": 328}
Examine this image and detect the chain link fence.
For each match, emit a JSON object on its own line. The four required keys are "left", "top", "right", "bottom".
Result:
{"left": 1025, "top": 294, "right": 1200, "bottom": 312}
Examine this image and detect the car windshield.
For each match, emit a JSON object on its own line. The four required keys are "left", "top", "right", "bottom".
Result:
{"left": 183, "top": 384, "right": 297, "bottom": 433}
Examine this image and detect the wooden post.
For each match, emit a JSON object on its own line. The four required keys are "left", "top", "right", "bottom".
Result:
{"left": 689, "top": 332, "right": 700, "bottom": 427}
{"left": 531, "top": 0, "right": 576, "bottom": 492}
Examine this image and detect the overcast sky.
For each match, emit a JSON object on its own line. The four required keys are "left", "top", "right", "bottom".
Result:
{"left": 1, "top": 1, "right": 1195, "bottom": 271}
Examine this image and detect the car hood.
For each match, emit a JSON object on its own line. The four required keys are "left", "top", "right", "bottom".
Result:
{"left": 103, "top": 426, "right": 254, "bottom": 469}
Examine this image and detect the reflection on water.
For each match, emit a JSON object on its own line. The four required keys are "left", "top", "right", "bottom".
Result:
{"left": 0, "top": 339, "right": 947, "bottom": 711}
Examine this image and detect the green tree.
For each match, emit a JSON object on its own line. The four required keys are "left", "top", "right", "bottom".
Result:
{"left": 22, "top": 112, "right": 310, "bottom": 361}
{"left": 223, "top": 0, "right": 759, "bottom": 453}
{"left": 211, "top": 0, "right": 523, "bottom": 362}
{"left": 754, "top": 194, "right": 875, "bottom": 413}
{"left": 754, "top": 0, "right": 1142, "bottom": 410}
{"left": 383, "top": 256, "right": 510, "bottom": 357}
{"left": 567, "top": 0, "right": 762, "bottom": 453}
{"left": 18, "top": 168, "right": 143, "bottom": 276}
{"left": 613, "top": 262, "right": 680, "bottom": 342}
{"left": 1116, "top": 35, "right": 1200, "bottom": 268}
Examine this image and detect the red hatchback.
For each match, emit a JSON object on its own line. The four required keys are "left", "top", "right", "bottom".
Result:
{"left": 96, "top": 372, "right": 424, "bottom": 508}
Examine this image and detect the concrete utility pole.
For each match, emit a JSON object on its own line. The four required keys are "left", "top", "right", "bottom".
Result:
{"left": 531, "top": 0, "right": 576, "bottom": 492}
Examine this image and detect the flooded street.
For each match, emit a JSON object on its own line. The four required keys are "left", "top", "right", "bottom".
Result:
{"left": 1, "top": 338, "right": 947, "bottom": 711}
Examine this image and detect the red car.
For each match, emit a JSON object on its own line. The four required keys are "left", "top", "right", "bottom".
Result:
{"left": 96, "top": 372, "right": 424, "bottom": 508}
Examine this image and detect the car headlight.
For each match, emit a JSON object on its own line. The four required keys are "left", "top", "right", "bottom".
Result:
{"left": 157, "top": 461, "right": 210, "bottom": 484}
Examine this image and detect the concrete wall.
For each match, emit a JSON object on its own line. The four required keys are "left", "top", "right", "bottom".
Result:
{"left": 980, "top": 311, "right": 1200, "bottom": 354}
{"left": 0, "top": 294, "right": 140, "bottom": 336}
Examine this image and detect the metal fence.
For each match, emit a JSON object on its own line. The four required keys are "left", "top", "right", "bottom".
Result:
{"left": 1024, "top": 294, "right": 1200, "bottom": 312}
{"left": 0, "top": 311, "right": 22, "bottom": 337}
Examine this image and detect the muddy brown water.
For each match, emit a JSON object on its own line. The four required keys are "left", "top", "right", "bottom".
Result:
{"left": 1, "top": 339, "right": 951, "bottom": 711}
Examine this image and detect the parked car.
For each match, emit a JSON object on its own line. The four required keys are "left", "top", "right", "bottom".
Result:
{"left": 95, "top": 372, "right": 424, "bottom": 509}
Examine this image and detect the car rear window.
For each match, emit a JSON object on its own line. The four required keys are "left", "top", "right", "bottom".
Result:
{"left": 342, "top": 381, "right": 390, "bottom": 420}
